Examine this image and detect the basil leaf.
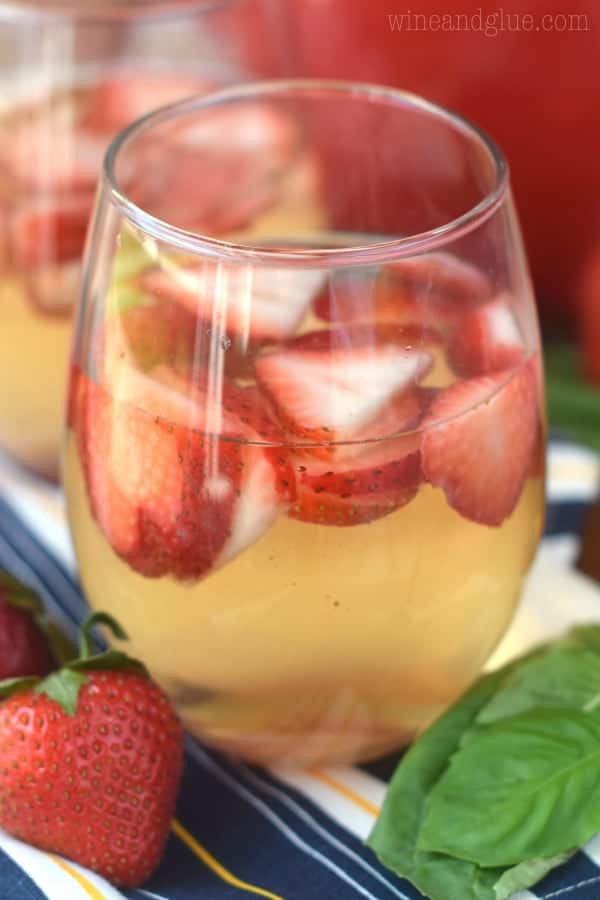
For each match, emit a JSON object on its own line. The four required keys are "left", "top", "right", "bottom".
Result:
{"left": 476, "top": 647, "right": 600, "bottom": 724}
{"left": 367, "top": 668, "right": 511, "bottom": 900}
{"left": 418, "top": 707, "right": 600, "bottom": 866}
{"left": 545, "top": 342, "right": 600, "bottom": 453}
{"left": 563, "top": 625, "right": 600, "bottom": 657}
{"left": 368, "top": 627, "right": 600, "bottom": 899}
{"left": 492, "top": 852, "right": 574, "bottom": 900}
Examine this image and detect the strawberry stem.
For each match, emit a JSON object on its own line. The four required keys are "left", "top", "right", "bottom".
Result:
{"left": 79, "top": 612, "right": 129, "bottom": 659}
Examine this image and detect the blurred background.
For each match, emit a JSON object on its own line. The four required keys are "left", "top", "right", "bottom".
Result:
{"left": 236, "top": 0, "right": 600, "bottom": 456}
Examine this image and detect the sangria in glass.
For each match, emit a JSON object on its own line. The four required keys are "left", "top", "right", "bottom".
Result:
{"left": 0, "top": 0, "right": 287, "bottom": 479}
{"left": 65, "top": 81, "right": 545, "bottom": 766}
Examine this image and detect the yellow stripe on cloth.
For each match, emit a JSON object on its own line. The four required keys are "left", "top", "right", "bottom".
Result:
{"left": 309, "top": 770, "right": 380, "bottom": 817}
{"left": 50, "top": 855, "right": 106, "bottom": 899}
{"left": 171, "top": 818, "right": 284, "bottom": 899}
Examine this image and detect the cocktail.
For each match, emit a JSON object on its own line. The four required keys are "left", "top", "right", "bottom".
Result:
{"left": 0, "top": 0, "right": 286, "bottom": 479}
{"left": 64, "top": 82, "right": 545, "bottom": 766}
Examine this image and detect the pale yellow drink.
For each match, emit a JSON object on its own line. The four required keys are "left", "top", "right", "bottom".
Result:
{"left": 65, "top": 432, "right": 543, "bottom": 767}
{"left": 0, "top": 279, "right": 72, "bottom": 479}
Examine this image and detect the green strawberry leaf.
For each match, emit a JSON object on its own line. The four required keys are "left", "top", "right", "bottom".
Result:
{"left": 492, "top": 852, "right": 574, "bottom": 900}
{"left": 36, "top": 670, "right": 88, "bottom": 716}
{"left": 0, "top": 613, "right": 148, "bottom": 714}
{"left": 418, "top": 707, "right": 600, "bottom": 866}
{"left": 72, "top": 611, "right": 148, "bottom": 677}
{"left": 69, "top": 650, "right": 147, "bottom": 676}
{"left": 0, "top": 676, "right": 41, "bottom": 698}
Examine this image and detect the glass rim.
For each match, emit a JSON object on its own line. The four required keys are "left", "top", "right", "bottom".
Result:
{"left": 0, "top": 0, "right": 236, "bottom": 23}
{"left": 104, "top": 78, "right": 510, "bottom": 267}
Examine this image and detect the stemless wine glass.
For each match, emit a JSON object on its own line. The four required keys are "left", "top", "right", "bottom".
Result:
{"left": 0, "top": 0, "right": 287, "bottom": 480}
{"left": 65, "top": 81, "right": 546, "bottom": 767}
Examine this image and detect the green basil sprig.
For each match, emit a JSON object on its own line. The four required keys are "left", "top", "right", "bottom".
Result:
{"left": 367, "top": 626, "right": 600, "bottom": 899}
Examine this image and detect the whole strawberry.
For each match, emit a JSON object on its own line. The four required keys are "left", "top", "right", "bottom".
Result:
{"left": 0, "top": 570, "right": 55, "bottom": 679}
{"left": 0, "top": 612, "right": 184, "bottom": 888}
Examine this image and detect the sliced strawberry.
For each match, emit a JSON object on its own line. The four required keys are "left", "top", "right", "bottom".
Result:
{"left": 221, "top": 381, "right": 287, "bottom": 442}
{"left": 127, "top": 147, "right": 278, "bottom": 235}
{"left": 447, "top": 294, "right": 525, "bottom": 376}
{"left": 347, "top": 384, "right": 435, "bottom": 447}
{"left": 25, "top": 259, "right": 80, "bottom": 316}
{"left": 255, "top": 327, "right": 432, "bottom": 444}
{"left": 175, "top": 102, "right": 297, "bottom": 161}
{"left": 314, "top": 253, "right": 490, "bottom": 329}
{"left": 80, "top": 375, "right": 241, "bottom": 579}
{"left": 387, "top": 253, "right": 491, "bottom": 306}
{"left": 217, "top": 444, "right": 292, "bottom": 562}
{"left": 421, "top": 360, "right": 538, "bottom": 526}
{"left": 11, "top": 195, "right": 92, "bottom": 268}
{"left": 78, "top": 372, "right": 292, "bottom": 579}
{"left": 126, "top": 101, "right": 297, "bottom": 235}
{"left": 67, "top": 362, "right": 85, "bottom": 432}
{"left": 6, "top": 107, "right": 106, "bottom": 192}
{"left": 141, "top": 264, "right": 323, "bottom": 343}
{"left": 82, "top": 74, "right": 212, "bottom": 134}
{"left": 314, "top": 268, "right": 419, "bottom": 326}
{"left": 290, "top": 436, "right": 421, "bottom": 526}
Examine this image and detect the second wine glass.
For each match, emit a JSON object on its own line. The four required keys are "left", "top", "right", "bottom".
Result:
{"left": 0, "top": 0, "right": 288, "bottom": 479}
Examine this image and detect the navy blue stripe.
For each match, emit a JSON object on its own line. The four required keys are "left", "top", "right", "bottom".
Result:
{"left": 0, "top": 851, "right": 47, "bottom": 900}
{"left": 360, "top": 752, "right": 406, "bottom": 785}
{"left": 533, "top": 849, "right": 600, "bottom": 898}
{"left": 184, "top": 741, "right": 418, "bottom": 900}
{"left": 174, "top": 743, "right": 389, "bottom": 900}
{"left": 545, "top": 501, "right": 590, "bottom": 538}
{"left": 146, "top": 755, "right": 328, "bottom": 900}
{"left": 230, "top": 760, "right": 415, "bottom": 900}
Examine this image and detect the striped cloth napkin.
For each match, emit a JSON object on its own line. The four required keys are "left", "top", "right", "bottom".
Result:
{"left": 0, "top": 438, "right": 598, "bottom": 900}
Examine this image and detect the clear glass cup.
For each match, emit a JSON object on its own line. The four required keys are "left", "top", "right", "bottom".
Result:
{"left": 0, "top": 0, "right": 287, "bottom": 480}
{"left": 64, "top": 80, "right": 546, "bottom": 767}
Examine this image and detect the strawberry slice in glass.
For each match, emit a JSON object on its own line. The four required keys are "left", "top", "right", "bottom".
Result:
{"left": 255, "top": 325, "right": 432, "bottom": 447}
